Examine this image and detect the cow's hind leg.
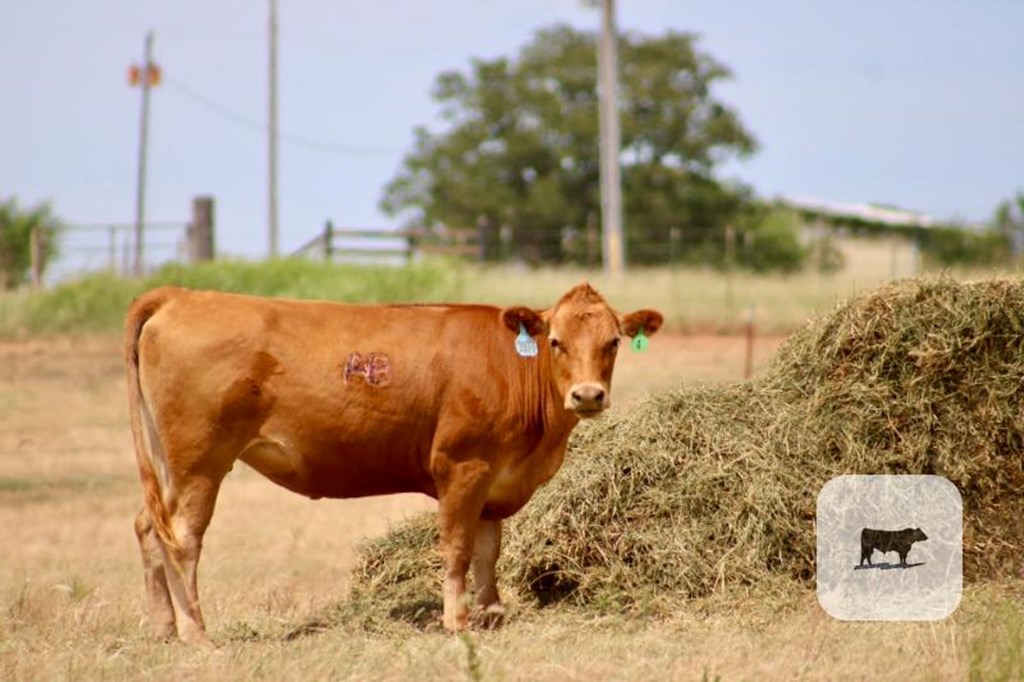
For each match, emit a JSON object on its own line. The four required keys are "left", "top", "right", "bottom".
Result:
{"left": 134, "top": 509, "right": 176, "bottom": 640}
{"left": 471, "top": 518, "right": 504, "bottom": 628}
{"left": 158, "top": 466, "right": 229, "bottom": 648}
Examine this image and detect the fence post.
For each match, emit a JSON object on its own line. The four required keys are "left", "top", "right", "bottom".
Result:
{"left": 586, "top": 212, "right": 598, "bottom": 268}
{"left": 724, "top": 224, "right": 736, "bottom": 312}
{"left": 814, "top": 219, "right": 825, "bottom": 289}
{"left": 668, "top": 227, "right": 680, "bottom": 266}
{"left": 30, "top": 226, "right": 42, "bottom": 288}
{"left": 500, "top": 224, "right": 513, "bottom": 262}
{"left": 476, "top": 215, "right": 491, "bottom": 262}
{"left": 405, "top": 229, "right": 417, "bottom": 267}
{"left": 122, "top": 230, "right": 130, "bottom": 276}
{"left": 108, "top": 226, "right": 119, "bottom": 273}
{"left": 188, "top": 196, "right": 215, "bottom": 262}
{"left": 323, "top": 220, "right": 334, "bottom": 262}
{"left": 890, "top": 236, "right": 898, "bottom": 280}
{"left": 744, "top": 304, "right": 757, "bottom": 379}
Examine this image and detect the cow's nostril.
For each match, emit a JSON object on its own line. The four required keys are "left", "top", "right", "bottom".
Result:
{"left": 571, "top": 386, "right": 604, "bottom": 406}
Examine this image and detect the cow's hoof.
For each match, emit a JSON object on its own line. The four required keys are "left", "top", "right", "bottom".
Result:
{"left": 144, "top": 616, "right": 177, "bottom": 642}
{"left": 180, "top": 631, "right": 217, "bottom": 650}
{"left": 442, "top": 616, "right": 470, "bottom": 633}
{"left": 153, "top": 625, "right": 177, "bottom": 643}
{"left": 473, "top": 604, "right": 506, "bottom": 630}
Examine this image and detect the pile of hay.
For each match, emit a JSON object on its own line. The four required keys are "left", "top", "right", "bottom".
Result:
{"left": 351, "top": 278, "right": 1024, "bottom": 616}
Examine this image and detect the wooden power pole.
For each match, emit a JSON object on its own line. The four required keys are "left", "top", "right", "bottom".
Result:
{"left": 268, "top": 0, "right": 280, "bottom": 258}
{"left": 597, "top": 0, "right": 624, "bottom": 276}
{"left": 131, "top": 30, "right": 156, "bottom": 277}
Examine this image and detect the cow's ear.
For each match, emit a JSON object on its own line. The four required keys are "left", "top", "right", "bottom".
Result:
{"left": 619, "top": 309, "right": 664, "bottom": 338}
{"left": 501, "top": 306, "right": 547, "bottom": 336}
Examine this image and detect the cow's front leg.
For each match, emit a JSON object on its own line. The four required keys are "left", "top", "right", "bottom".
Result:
{"left": 435, "top": 459, "right": 491, "bottom": 632}
{"left": 472, "top": 518, "right": 504, "bottom": 628}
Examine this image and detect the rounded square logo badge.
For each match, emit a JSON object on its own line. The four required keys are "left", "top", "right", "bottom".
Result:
{"left": 816, "top": 475, "right": 962, "bottom": 621}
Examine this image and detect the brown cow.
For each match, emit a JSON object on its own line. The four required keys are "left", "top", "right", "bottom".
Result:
{"left": 125, "top": 283, "right": 662, "bottom": 646}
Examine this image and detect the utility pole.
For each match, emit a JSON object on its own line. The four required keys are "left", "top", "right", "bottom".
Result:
{"left": 597, "top": 0, "right": 624, "bottom": 276}
{"left": 131, "top": 30, "right": 157, "bottom": 277}
{"left": 268, "top": 0, "right": 280, "bottom": 258}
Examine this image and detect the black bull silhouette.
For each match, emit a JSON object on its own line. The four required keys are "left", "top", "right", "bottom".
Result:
{"left": 859, "top": 527, "right": 928, "bottom": 567}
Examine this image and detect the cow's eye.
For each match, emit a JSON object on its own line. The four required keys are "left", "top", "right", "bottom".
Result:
{"left": 609, "top": 338, "right": 620, "bottom": 352}
{"left": 549, "top": 337, "right": 561, "bottom": 350}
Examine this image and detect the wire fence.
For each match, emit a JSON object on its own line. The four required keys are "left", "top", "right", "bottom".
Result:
{"left": 291, "top": 222, "right": 478, "bottom": 266}
{"left": 291, "top": 220, "right": 773, "bottom": 269}
{"left": 45, "top": 213, "right": 927, "bottom": 285}
{"left": 52, "top": 221, "right": 187, "bottom": 283}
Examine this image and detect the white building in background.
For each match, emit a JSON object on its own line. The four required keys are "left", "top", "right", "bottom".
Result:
{"left": 775, "top": 195, "right": 960, "bottom": 281}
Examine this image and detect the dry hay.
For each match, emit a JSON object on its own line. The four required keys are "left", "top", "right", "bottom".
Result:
{"left": 349, "top": 278, "right": 1024, "bottom": 619}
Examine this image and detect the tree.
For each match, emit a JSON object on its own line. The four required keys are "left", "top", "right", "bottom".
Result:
{"left": 381, "top": 24, "right": 758, "bottom": 265}
{"left": 0, "top": 198, "right": 62, "bottom": 289}
{"left": 993, "top": 190, "right": 1024, "bottom": 263}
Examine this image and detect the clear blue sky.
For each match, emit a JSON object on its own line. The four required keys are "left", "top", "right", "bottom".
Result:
{"left": 2, "top": 1, "right": 1021, "bottom": 271}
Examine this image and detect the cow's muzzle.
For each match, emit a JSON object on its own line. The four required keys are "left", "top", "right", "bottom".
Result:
{"left": 567, "top": 382, "right": 609, "bottom": 417}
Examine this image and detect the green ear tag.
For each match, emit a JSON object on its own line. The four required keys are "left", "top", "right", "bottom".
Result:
{"left": 631, "top": 327, "right": 649, "bottom": 353}
{"left": 515, "top": 322, "right": 538, "bottom": 357}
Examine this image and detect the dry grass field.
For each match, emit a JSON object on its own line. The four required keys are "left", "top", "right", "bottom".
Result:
{"left": 1, "top": 330, "right": 1022, "bottom": 680}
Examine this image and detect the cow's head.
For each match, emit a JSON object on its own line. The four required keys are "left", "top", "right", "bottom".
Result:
{"left": 501, "top": 283, "right": 663, "bottom": 418}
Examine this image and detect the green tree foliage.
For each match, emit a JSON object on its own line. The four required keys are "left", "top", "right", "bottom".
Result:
{"left": 918, "top": 226, "right": 1010, "bottom": 268}
{"left": 0, "top": 198, "right": 62, "bottom": 289}
{"left": 993, "top": 190, "right": 1024, "bottom": 262}
{"left": 381, "top": 24, "right": 759, "bottom": 266}
{"left": 736, "top": 206, "right": 813, "bottom": 274}
{"left": 919, "top": 191, "right": 1024, "bottom": 269}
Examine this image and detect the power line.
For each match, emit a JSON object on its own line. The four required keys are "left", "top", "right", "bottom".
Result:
{"left": 163, "top": 74, "right": 402, "bottom": 157}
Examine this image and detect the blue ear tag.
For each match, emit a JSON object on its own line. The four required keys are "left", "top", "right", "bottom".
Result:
{"left": 631, "top": 327, "right": 649, "bottom": 353}
{"left": 515, "top": 322, "right": 538, "bottom": 357}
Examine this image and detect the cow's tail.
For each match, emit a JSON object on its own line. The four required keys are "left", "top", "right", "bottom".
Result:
{"left": 125, "top": 287, "right": 182, "bottom": 561}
